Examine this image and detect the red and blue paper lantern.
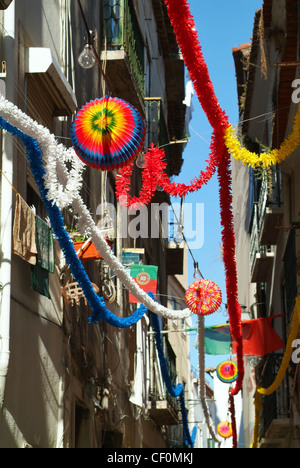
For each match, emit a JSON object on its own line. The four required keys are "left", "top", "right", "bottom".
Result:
{"left": 71, "top": 96, "right": 145, "bottom": 171}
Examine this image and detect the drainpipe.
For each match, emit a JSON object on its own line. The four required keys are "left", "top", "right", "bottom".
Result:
{"left": 0, "top": 1, "right": 15, "bottom": 408}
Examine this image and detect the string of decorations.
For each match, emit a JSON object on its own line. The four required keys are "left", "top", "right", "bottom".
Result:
{"left": 0, "top": 95, "right": 85, "bottom": 210}
{"left": 0, "top": 102, "right": 199, "bottom": 445}
{"left": 0, "top": 115, "right": 154, "bottom": 328}
{"left": 198, "top": 316, "right": 221, "bottom": 445}
{"left": 224, "top": 105, "right": 300, "bottom": 168}
{"left": 216, "top": 147, "right": 244, "bottom": 396}
{"left": 162, "top": 0, "right": 244, "bottom": 396}
{"left": 0, "top": 97, "right": 194, "bottom": 322}
{"left": 251, "top": 390, "right": 262, "bottom": 449}
{"left": 229, "top": 393, "right": 238, "bottom": 449}
{"left": 251, "top": 296, "right": 300, "bottom": 448}
{"left": 116, "top": 130, "right": 221, "bottom": 206}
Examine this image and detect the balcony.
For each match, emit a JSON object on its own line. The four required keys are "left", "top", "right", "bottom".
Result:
{"left": 250, "top": 204, "right": 274, "bottom": 283}
{"left": 148, "top": 397, "right": 179, "bottom": 426}
{"left": 259, "top": 419, "right": 295, "bottom": 448}
{"left": 148, "top": 334, "right": 180, "bottom": 426}
{"left": 145, "top": 98, "right": 170, "bottom": 164}
{"left": 101, "top": 0, "right": 145, "bottom": 114}
{"left": 251, "top": 247, "right": 275, "bottom": 283}
{"left": 257, "top": 354, "right": 296, "bottom": 448}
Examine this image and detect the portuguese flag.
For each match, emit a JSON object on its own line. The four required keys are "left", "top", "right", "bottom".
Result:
{"left": 129, "top": 265, "right": 158, "bottom": 304}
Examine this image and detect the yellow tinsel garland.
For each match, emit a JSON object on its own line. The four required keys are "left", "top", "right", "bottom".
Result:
{"left": 250, "top": 390, "right": 262, "bottom": 449}
{"left": 224, "top": 105, "right": 300, "bottom": 168}
{"left": 251, "top": 296, "right": 300, "bottom": 448}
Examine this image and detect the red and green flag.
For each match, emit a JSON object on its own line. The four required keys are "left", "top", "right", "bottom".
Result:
{"left": 204, "top": 316, "right": 285, "bottom": 357}
{"left": 129, "top": 265, "right": 158, "bottom": 304}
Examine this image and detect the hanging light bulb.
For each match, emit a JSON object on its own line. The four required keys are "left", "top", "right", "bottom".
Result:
{"left": 174, "top": 225, "right": 184, "bottom": 245}
{"left": 136, "top": 151, "right": 145, "bottom": 168}
{"left": 193, "top": 261, "right": 202, "bottom": 279}
{"left": 78, "top": 43, "right": 96, "bottom": 69}
{"left": 78, "top": 31, "right": 96, "bottom": 69}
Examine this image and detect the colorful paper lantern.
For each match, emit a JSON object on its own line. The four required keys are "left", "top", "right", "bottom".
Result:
{"left": 185, "top": 279, "right": 222, "bottom": 316}
{"left": 217, "top": 421, "right": 233, "bottom": 439}
{"left": 71, "top": 96, "right": 145, "bottom": 171}
{"left": 217, "top": 360, "right": 238, "bottom": 384}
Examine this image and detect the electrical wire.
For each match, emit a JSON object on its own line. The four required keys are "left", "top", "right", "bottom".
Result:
{"left": 77, "top": 0, "right": 112, "bottom": 95}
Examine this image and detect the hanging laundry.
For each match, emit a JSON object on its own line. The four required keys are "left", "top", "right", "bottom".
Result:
{"left": 31, "top": 215, "right": 55, "bottom": 298}
{"left": 12, "top": 193, "right": 37, "bottom": 265}
{"left": 31, "top": 264, "right": 50, "bottom": 299}
{"left": 34, "top": 216, "right": 55, "bottom": 273}
{"left": 183, "top": 77, "right": 195, "bottom": 138}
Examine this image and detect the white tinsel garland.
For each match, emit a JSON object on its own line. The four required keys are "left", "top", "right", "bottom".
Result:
{"left": 0, "top": 95, "right": 85, "bottom": 209}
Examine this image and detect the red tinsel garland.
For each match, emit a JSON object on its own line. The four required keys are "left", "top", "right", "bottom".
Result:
{"left": 162, "top": 0, "right": 228, "bottom": 132}
{"left": 229, "top": 393, "right": 238, "bottom": 449}
{"left": 116, "top": 131, "right": 222, "bottom": 206}
{"left": 116, "top": 144, "right": 167, "bottom": 209}
{"left": 217, "top": 148, "right": 244, "bottom": 396}
{"left": 158, "top": 130, "right": 222, "bottom": 197}
{"left": 117, "top": 0, "right": 245, "bottom": 397}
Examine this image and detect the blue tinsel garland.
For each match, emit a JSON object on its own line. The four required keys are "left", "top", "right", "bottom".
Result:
{"left": 150, "top": 311, "right": 197, "bottom": 448}
{"left": 1, "top": 116, "right": 197, "bottom": 445}
{"left": 0, "top": 116, "right": 149, "bottom": 327}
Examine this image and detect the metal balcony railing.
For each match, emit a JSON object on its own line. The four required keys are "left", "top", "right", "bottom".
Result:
{"left": 257, "top": 169, "right": 283, "bottom": 235}
{"left": 250, "top": 167, "right": 282, "bottom": 275}
{"left": 250, "top": 203, "right": 260, "bottom": 272}
{"left": 149, "top": 334, "right": 179, "bottom": 416}
{"left": 258, "top": 354, "right": 290, "bottom": 440}
{"left": 250, "top": 203, "right": 275, "bottom": 281}
{"left": 103, "top": 0, "right": 145, "bottom": 99}
{"left": 144, "top": 98, "right": 169, "bottom": 153}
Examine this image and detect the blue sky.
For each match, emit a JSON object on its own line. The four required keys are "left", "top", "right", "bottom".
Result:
{"left": 171, "top": 0, "right": 263, "bottom": 380}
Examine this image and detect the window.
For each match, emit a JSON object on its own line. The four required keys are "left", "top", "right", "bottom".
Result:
{"left": 75, "top": 404, "right": 90, "bottom": 448}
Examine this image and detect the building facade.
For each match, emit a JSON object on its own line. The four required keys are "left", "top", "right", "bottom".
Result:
{"left": 0, "top": 0, "right": 196, "bottom": 448}
{"left": 232, "top": 0, "right": 300, "bottom": 448}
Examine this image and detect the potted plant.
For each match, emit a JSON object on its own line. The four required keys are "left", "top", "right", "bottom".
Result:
{"left": 66, "top": 225, "right": 113, "bottom": 262}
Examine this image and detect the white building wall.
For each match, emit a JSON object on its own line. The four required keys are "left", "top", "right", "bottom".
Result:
{"left": 213, "top": 371, "right": 244, "bottom": 448}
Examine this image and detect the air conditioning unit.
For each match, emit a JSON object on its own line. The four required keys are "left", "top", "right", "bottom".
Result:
{"left": 0, "top": 0, "right": 13, "bottom": 10}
